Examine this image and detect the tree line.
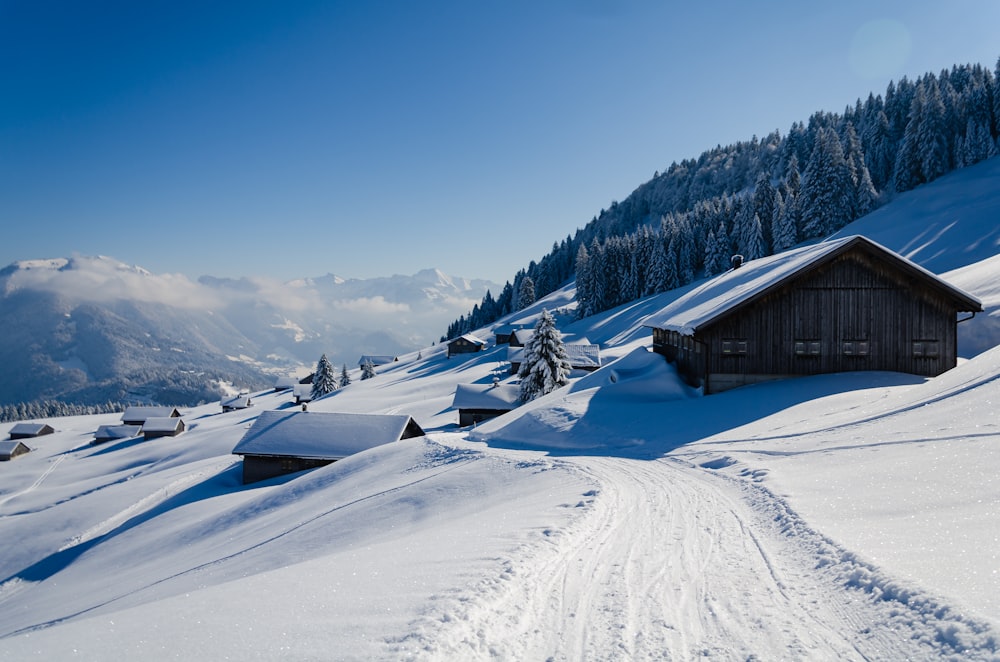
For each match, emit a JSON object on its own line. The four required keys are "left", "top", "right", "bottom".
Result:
{"left": 444, "top": 58, "right": 1000, "bottom": 333}
{"left": 0, "top": 400, "right": 128, "bottom": 424}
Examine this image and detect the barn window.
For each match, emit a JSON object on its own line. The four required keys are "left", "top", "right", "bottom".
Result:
{"left": 842, "top": 340, "right": 869, "bottom": 356}
{"left": 913, "top": 340, "right": 940, "bottom": 358}
{"left": 794, "top": 340, "right": 821, "bottom": 356}
{"left": 721, "top": 339, "right": 748, "bottom": 355}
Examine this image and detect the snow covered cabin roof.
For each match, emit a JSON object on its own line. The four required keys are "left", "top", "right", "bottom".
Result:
{"left": 8, "top": 422, "right": 54, "bottom": 438}
{"left": 232, "top": 410, "right": 425, "bottom": 460}
{"left": 564, "top": 344, "right": 602, "bottom": 369}
{"left": 454, "top": 334, "right": 486, "bottom": 346}
{"left": 221, "top": 395, "right": 252, "bottom": 410}
{"left": 121, "top": 406, "right": 181, "bottom": 425}
{"left": 273, "top": 376, "right": 297, "bottom": 390}
{"left": 512, "top": 329, "right": 535, "bottom": 345}
{"left": 643, "top": 235, "right": 983, "bottom": 335}
{"left": 451, "top": 383, "right": 521, "bottom": 410}
{"left": 358, "top": 355, "right": 397, "bottom": 367}
{"left": 94, "top": 425, "right": 142, "bottom": 441}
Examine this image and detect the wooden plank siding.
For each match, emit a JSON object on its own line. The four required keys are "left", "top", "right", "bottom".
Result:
{"left": 652, "top": 244, "right": 977, "bottom": 394}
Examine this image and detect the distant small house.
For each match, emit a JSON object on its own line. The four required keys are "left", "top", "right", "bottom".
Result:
{"left": 447, "top": 334, "right": 487, "bottom": 357}
{"left": 643, "top": 235, "right": 983, "bottom": 394}
{"left": 293, "top": 383, "right": 313, "bottom": 405}
{"left": 493, "top": 324, "right": 526, "bottom": 345}
{"left": 232, "top": 410, "right": 425, "bottom": 484}
{"left": 508, "top": 329, "right": 535, "bottom": 347}
{"left": 121, "top": 406, "right": 181, "bottom": 426}
{"left": 452, "top": 383, "right": 521, "bottom": 426}
{"left": 8, "top": 423, "right": 55, "bottom": 439}
{"left": 142, "top": 417, "right": 186, "bottom": 440}
{"left": 0, "top": 440, "right": 31, "bottom": 461}
{"left": 273, "top": 376, "right": 297, "bottom": 392}
{"left": 92, "top": 425, "right": 142, "bottom": 445}
{"left": 221, "top": 394, "right": 253, "bottom": 412}
{"left": 357, "top": 355, "right": 398, "bottom": 368}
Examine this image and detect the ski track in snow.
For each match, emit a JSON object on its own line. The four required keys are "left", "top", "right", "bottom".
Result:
{"left": 0, "top": 454, "right": 66, "bottom": 512}
{"left": 390, "top": 454, "right": 1000, "bottom": 661}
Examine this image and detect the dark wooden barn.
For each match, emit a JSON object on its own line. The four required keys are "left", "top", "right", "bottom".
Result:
{"left": 8, "top": 423, "right": 55, "bottom": 439}
{"left": 452, "top": 383, "right": 521, "bottom": 426}
{"left": 142, "top": 417, "right": 186, "bottom": 440}
{"left": 493, "top": 324, "right": 527, "bottom": 345}
{"left": 232, "top": 410, "right": 425, "bottom": 484}
{"left": 447, "top": 334, "right": 487, "bottom": 357}
{"left": 0, "top": 440, "right": 31, "bottom": 461}
{"left": 643, "top": 235, "right": 982, "bottom": 394}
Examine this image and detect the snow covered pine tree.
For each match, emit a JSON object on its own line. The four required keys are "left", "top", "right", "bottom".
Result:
{"left": 518, "top": 309, "right": 573, "bottom": 403}
{"left": 361, "top": 358, "right": 377, "bottom": 380}
{"left": 311, "top": 353, "right": 338, "bottom": 399}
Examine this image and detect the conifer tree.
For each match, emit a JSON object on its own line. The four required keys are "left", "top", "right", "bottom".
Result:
{"left": 340, "top": 364, "right": 351, "bottom": 387}
{"left": 800, "top": 127, "right": 854, "bottom": 238}
{"left": 361, "top": 358, "right": 377, "bottom": 380}
{"left": 311, "top": 354, "right": 338, "bottom": 399}
{"left": 518, "top": 309, "right": 572, "bottom": 403}
{"left": 771, "top": 190, "right": 798, "bottom": 253}
{"left": 575, "top": 243, "right": 593, "bottom": 319}
{"left": 516, "top": 275, "right": 536, "bottom": 310}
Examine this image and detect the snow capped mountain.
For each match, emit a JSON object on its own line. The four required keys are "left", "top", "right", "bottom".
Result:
{"left": 0, "top": 260, "right": 499, "bottom": 407}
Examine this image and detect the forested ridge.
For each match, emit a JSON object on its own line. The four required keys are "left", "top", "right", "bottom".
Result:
{"left": 444, "top": 58, "right": 1000, "bottom": 339}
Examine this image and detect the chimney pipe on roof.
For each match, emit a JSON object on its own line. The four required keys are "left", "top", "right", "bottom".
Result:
{"left": 731, "top": 254, "right": 744, "bottom": 270}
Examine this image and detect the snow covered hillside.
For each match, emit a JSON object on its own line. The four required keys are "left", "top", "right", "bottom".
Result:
{"left": 1, "top": 161, "right": 1000, "bottom": 659}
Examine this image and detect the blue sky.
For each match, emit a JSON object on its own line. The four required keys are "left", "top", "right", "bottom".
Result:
{"left": 2, "top": 1, "right": 998, "bottom": 284}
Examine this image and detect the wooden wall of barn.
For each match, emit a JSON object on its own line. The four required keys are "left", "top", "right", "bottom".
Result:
{"left": 241, "top": 455, "right": 334, "bottom": 484}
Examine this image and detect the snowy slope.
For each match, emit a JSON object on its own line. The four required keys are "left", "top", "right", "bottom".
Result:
{"left": 2, "top": 161, "right": 1000, "bottom": 660}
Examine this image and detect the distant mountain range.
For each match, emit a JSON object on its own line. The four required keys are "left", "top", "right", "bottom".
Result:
{"left": 0, "top": 256, "right": 499, "bottom": 406}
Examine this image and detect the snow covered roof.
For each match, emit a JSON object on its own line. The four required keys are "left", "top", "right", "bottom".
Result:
{"left": 643, "top": 235, "right": 983, "bottom": 335}
{"left": 221, "top": 395, "right": 252, "bottom": 409}
{"left": 232, "top": 410, "right": 424, "bottom": 460}
{"left": 94, "top": 425, "right": 142, "bottom": 440}
{"left": 273, "top": 376, "right": 297, "bottom": 390}
{"left": 142, "top": 417, "right": 185, "bottom": 433}
{"left": 564, "top": 344, "right": 601, "bottom": 368}
{"left": 293, "top": 383, "right": 313, "bottom": 401}
{"left": 512, "top": 329, "right": 535, "bottom": 344}
{"left": 507, "top": 346, "right": 524, "bottom": 363}
{"left": 121, "top": 406, "right": 181, "bottom": 424}
{"left": 9, "top": 423, "right": 53, "bottom": 438}
{"left": 493, "top": 324, "right": 526, "bottom": 336}
{"left": 452, "top": 383, "right": 521, "bottom": 410}
{"left": 358, "top": 355, "right": 397, "bottom": 366}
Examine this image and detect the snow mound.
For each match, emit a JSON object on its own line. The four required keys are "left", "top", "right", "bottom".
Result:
{"left": 473, "top": 348, "right": 699, "bottom": 453}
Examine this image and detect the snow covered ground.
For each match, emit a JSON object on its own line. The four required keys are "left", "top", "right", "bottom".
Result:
{"left": 1, "top": 160, "right": 1000, "bottom": 660}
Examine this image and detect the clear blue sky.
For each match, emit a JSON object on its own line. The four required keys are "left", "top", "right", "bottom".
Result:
{"left": 2, "top": 1, "right": 998, "bottom": 284}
